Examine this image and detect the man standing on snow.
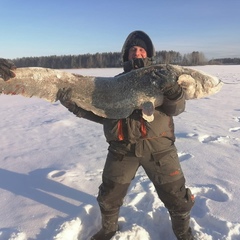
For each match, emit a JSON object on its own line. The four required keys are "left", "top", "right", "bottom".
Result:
{"left": 57, "top": 30, "right": 195, "bottom": 240}
{"left": 0, "top": 30, "right": 195, "bottom": 240}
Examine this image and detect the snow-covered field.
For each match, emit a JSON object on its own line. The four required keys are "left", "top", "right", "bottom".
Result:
{"left": 0, "top": 65, "right": 240, "bottom": 240}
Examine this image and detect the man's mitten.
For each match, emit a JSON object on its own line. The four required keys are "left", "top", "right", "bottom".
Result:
{"left": 156, "top": 65, "right": 183, "bottom": 100}
{"left": 0, "top": 58, "right": 16, "bottom": 81}
{"left": 163, "top": 81, "right": 183, "bottom": 100}
{"left": 56, "top": 88, "right": 87, "bottom": 117}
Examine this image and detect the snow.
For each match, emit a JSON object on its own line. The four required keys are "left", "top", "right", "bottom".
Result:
{"left": 0, "top": 65, "right": 240, "bottom": 240}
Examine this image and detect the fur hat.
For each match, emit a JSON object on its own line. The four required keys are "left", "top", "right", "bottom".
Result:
{"left": 122, "top": 31, "right": 155, "bottom": 62}
{"left": 127, "top": 38, "right": 148, "bottom": 52}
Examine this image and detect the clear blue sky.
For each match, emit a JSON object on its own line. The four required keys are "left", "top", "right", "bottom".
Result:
{"left": 1, "top": 0, "right": 240, "bottom": 60}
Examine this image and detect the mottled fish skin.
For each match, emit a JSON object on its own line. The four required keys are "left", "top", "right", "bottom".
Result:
{"left": 0, "top": 64, "right": 223, "bottom": 121}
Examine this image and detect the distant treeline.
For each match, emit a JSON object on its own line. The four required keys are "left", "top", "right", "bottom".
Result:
{"left": 12, "top": 51, "right": 240, "bottom": 69}
{"left": 209, "top": 58, "right": 240, "bottom": 65}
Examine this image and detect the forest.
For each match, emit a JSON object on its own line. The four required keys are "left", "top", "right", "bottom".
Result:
{"left": 12, "top": 51, "right": 240, "bottom": 69}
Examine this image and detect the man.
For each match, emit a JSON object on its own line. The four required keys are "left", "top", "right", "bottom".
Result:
{"left": 57, "top": 31, "right": 195, "bottom": 240}
{"left": 0, "top": 30, "right": 195, "bottom": 240}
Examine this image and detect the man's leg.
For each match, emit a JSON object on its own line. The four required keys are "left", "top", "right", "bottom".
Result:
{"left": 156, "top": 178, "right": 194, "bottom": 240}
{"left": 157, "top": 178, "right": 195, "bottom": 240}
{"left": 91, "top": 151, "right": 139, "bottom": 240}
{"left": 142, "top": 146, "right": 195, "bottom": 239}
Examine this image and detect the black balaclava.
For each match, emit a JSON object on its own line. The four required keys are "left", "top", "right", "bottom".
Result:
{"left": 121, "top": 30, "right": 155, "bottom": 72}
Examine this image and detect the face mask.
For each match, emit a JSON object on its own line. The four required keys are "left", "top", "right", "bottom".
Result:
{"left": 123, "top": 58, "right": 154, "bottom": 72}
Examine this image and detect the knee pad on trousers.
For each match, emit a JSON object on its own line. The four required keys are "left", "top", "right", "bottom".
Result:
{"left": 97, "top": 178, "right": 129, "bottom": 214}
{"left": 155, "top": 177, "right": 194, "bottom": 213}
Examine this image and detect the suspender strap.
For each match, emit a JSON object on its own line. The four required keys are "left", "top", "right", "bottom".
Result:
{"left": 117, "top": 119, "right": 124, "bottom": 141}
{"left": 140, "top": 118, "right": 147, "bottom": 138}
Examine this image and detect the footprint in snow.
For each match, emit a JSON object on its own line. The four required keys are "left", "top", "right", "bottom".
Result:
{"left": 229, "top": 127, "right": 240, "bottom": 132}
{"left": 198, "top": 135, "right": 229, "bottom": 144}
{"left": 190, "top": 184, "right": 235, "bottom": 239}
{"left": 228, "top": 116, "right": 240, "bottom": 133}
{"left": 178, "top": 152, "right": 194, "bottom": 162}
{"left": 192, "top": 184, "right": 229, "bottom": 203}
{"left": 191, "top": 184, "right": 229, "bottom": 218}
{"left": 125, "top": 175, "right": 158, "bottom": 211}
{"left": 175, "top": 132, "right": 198, "bottom": 139}
{"left": 48, "top": 170, "right": 66, "bottom": 178}
{"left": 53, "top": 204, "right": 100, "bottom": 240}
{"left": 84, "top": 169, "right": 102, "bottom": 181}
{"left": 233, "top": 116, "right": 240, "bottom": 122}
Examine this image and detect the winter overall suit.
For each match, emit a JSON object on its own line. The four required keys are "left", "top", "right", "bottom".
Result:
{"left": 58, "top": 31, "right": 195, "bottom": 240}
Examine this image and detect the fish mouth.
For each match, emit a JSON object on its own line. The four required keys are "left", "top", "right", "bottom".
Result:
{"left": 141, "top": 101, "right": 154, "bottom": 122}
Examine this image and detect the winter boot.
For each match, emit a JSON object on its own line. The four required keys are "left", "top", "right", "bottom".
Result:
{"left": 170, "top": 211, "right": 194, "bottom": 240}
{"left": 90, "top": 212, "right": 119, "bottom": 240}
{"left": 176, "top": 227, "right": 194, "bottom": 240}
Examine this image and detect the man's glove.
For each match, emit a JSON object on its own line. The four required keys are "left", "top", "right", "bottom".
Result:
{"left": 56, "top": 88, "right": 87, "bottom": 117}
{"left": 156, "top": 66, "right": 183, "bottom": 100}
{"left": 0, "top": 58, "right": 16, "bottom": 81}
{"left": 163, "top": 81, "right": 183, "bottom": 100}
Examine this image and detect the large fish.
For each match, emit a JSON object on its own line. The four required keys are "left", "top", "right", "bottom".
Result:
{"left": 0, "top": 64, "right": 223, "bottom": 121}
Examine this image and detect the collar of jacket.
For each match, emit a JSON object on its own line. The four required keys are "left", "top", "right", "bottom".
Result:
{"left": 123, "top": 57, "right": 154, "bottom": 73}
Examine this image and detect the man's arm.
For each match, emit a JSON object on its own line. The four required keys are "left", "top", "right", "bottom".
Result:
{"left": 156, "top": 79, "right": 186, "bottom": 116}
{"left": 0, "top": 58, "right": 16, "bottom": 81}
{"left": 154, "top": 66, "right": 186, "bottom": 116}
{"left": 57, "top": 88, "right": 104, "bottom": 124}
